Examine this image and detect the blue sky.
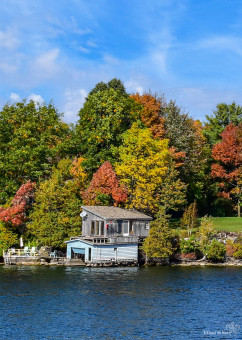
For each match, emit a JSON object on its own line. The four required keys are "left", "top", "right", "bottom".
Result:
{"left": 0, "top": 0, "right": 242, "bottom": 123}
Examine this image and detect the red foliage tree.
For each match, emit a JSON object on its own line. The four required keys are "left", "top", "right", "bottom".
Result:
{"left": 130, "top": 93, "right": 165, "bottom": 139}
{"left": 0, "top": 181, "right": 36, "bottom": 228}
{"left": 211, "top": 123, "right": 242, "bottom": 216}
{"left": 83, "top": 161, "right": 128, "bottom": 206}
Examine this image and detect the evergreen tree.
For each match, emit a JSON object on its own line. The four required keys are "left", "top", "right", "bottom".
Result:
{"left": 142, "top": 208, "right": 173, "bottom": 259}
{"left": 204, "top": 102, "right": 242, "bottom": 146}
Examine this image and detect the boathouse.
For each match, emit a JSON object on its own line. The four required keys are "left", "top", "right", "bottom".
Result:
{"left": 65, "top": 206, "right": 152, "bottom": 265}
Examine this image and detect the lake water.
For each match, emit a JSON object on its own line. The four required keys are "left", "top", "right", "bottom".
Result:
{"left": 0, "top": 265, "right": 241, "bottom": 339}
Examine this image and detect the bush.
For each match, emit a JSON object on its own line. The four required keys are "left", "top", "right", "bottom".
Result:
{"left": 226, "top": 240, "right": 242, "bottom": 258}
{"left": 180, "top": 237, "right": 201, "bottom": 254}
{"left": 206, "top": 239, "right": 226, "bottom": 262}
{"left": 226, "top": 240, "right": 236, "bottom": 256}
{"left": 233, "top": 245, "right": 242, "bottom": 259}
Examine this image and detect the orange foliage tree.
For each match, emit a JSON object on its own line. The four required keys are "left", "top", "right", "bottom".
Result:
{"left": 0, "top": 181, "right": 36, "bottom": 230}
{"left": 83, "top": 161, "right": 128, "bottom": 206}
{"left": 211, "top": 123, "right": 242, "bottom": 216}
{"left": 130, "top": 93, "right": 165, "bottom": 139}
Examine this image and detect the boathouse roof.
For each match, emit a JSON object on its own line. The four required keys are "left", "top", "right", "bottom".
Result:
{"left": 81, "top": 206, "right": 152, "bottom": 220}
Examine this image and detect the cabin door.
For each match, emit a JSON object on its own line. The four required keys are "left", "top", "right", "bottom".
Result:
{"left": 123, "top": 220, "right": 129, "bottom": 236}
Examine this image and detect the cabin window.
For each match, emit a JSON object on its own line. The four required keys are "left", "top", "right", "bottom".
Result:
{"left": 91, "top": 221, "right": 95, "bottom": 235}
{"left": 130, "top": 221, "right": 134, "bottom": 234}
{"left": 145, "top": 222, "right": 150, "bottom": 230}
{"left": 118, "top": 221, "right": 122, "bottom": 234}
{"left": 100, "top": 221, "right": 104, "bottom": 235}
{"left": 88, "top": 248, "right": 91, "bottom": 261}
{"left": 123, "top": 220, "right": 129, "bottom": 235}
{"left": 95, "top": 221, "right": 99, "bottom": 235}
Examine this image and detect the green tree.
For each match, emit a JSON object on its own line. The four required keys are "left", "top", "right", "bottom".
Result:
{"left": 89, "top": 78, "right": 127, "bottom": 97}
{"left": 142, "top": 208, "right": 173, "bottom": 259}
{"left": 163, "top": 100, "right": 209, "bottom": 208}
{"left": 0, "top": 221, "right": 18, "bottom": 253}
{"left": 158, "top": 163, "right": 187, "bottom": 215}
{"left": 76, "top": 87, "right": 139, "bottom": 172}
{"left": 27, "top": 159, "right": 82, "bottom": 248}
{"left": 204, "top": 102, "right": 242, "bottom": 146}
{"left": 0, "top": 100, "right": 72, "bottom": 204}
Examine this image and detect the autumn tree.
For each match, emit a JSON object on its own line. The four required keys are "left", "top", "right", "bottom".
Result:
{"left": 0, "top": 181, "right": 36, "bottom": 234}
{"left": 76, "top": 85, "right": 139, "bottom": 172}
{"left": 83, "top": 161, "right": 128, "bottom": 206}
{"left": 115, "top": 123, "right": 185, "bottom": 215}
{"left": 27, "top": 159, "right": 82, "bottom": 248}
{"left": 204, "top": 102, "right": 242, "bottom": 146}
{"left": 70, "top": 156, "right": 88, "bottom": 193}
{"left": 130, "top": 93, "right": 165, "bottom": 139}
{"left": 181, "top": 202, "right": 198, "bottom": 237}
{"left": 211, "top": 123, "right": 242, "bottom": 216}
{"left": 0, "top": 100, "right": 72, "bottom": 204}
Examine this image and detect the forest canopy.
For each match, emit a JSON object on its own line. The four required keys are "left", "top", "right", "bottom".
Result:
{"left": 0, "top": 78, "right": 241, "bottom": 249}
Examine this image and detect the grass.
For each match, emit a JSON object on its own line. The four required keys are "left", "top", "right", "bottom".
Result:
{"left": 210, "top": 217, "right": 242, "bottom": 233}
{"left": 169, "top": 217, "right": 242, "bottom": 235}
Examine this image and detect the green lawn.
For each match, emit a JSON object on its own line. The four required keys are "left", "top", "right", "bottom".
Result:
{"left": 169, "top": 217, "right": 242, "bottom": 234}
{"left": 210, "top": 217, "right": 242, "bottom": 232}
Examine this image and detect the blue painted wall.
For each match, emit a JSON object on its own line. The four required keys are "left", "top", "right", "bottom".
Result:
{"left": 66, "top": 239, "right": 138, "bottom": 262}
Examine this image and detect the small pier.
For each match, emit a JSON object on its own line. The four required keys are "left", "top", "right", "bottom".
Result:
{"left": 3, "top": 248, "right": 65, "bottom": 266}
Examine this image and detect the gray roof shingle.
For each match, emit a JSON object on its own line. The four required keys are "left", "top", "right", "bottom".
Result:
{"left": 81, "top": 206, "right": 152, "bottom": 220}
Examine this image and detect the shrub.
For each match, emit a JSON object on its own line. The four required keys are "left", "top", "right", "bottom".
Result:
{"left": 206, "top": 239, "right": 226, "bottom": 262}
{"left": 180, "top": 237, "right": 201, "bottom": 254}
{"left": 226, "top": 240, "right": 237, "bottom": 257}
{"left": 233, "top": 245, "right": 242, "bottom": 259}
{"left": 226, "top": 240, "right": 242, "bottom": 258}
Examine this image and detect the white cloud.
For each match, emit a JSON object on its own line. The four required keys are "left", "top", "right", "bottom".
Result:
{"left": 28, "top": 93, "right": 44, "bottom": 104}
{"left": 0, "top": 29, "right": 20, "bottom": 49}
{"left": 10, "top": 92, "right": 21, "bottom": 101}
{"left": 34, "top": 48, "right": 60, "bottom": 75}
{"left": 9, "top": 92, "right": 44, "bottom": 105}
{"left": 63, "top": 88, "right": 88, "bottom": 122}
{"left": 198, "top": 35, "right": 242, "bottom": 55}
{"left": 125, "top": 80, "right": 143, "bottom": 94}
{"left": 0, "top": 62, "right": 18, "bottom": 73}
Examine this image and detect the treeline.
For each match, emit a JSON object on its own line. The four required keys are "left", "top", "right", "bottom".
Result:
{"left": 0, "top": 78, "right": 241, "bottom": 250}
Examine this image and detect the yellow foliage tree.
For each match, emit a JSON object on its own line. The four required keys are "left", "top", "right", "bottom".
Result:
{"left": 70, "top": 157, "right": 88, "bottom": 193}
{"left": 115, "top": 123, "right": 171, "bottom": 215}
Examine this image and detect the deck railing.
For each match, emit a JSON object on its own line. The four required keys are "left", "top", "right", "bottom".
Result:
{"left": 3, "top": 248, "right": 38, "bottom": 257}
